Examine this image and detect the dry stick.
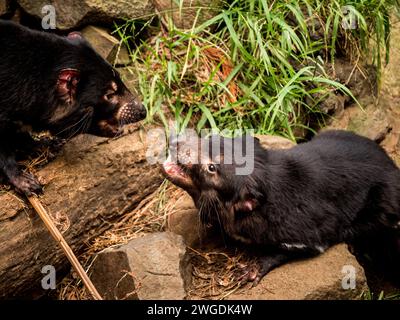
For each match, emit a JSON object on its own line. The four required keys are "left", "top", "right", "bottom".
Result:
{"left": 27, "top": 195, "right": 103, "bottom": 300}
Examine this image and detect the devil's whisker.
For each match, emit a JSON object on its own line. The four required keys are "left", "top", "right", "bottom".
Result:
{"left": 54, "top": 112, "right": 89, "bottom": 137}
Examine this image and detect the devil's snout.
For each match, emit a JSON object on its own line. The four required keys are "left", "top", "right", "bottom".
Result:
{"left": 117, "top": 98, "right": 146, "bottom": 123}
{"left": 135, "top": 100, "right": 147, "bottom": 121}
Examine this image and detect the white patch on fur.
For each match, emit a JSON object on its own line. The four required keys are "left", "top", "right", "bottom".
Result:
{"left": 281, "top": 243, "right": 307, "bottom": 250}
{"left": 282, "top": 243, "right": 326, "bottom": 253}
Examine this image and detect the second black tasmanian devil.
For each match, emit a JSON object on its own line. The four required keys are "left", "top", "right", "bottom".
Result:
{"left": 162, "top": 130, "right": 400, "bottom": 284}
{"left": 0, "top": 20, "right": 146, "bottom": 194}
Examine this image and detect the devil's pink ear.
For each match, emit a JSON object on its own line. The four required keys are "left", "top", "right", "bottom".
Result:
{"left": 233, "top": 198, "right": 258, "bottom": 213}
{"left": 67, "top": 32, "right": 83, "bottom": 40}
{"left": 233, "top": 181, "right": 261, "bottom": 214}
{"left": 56, "top": 68, "right": 80, "bottom": 105}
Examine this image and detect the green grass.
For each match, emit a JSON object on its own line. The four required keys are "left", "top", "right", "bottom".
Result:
{"left": 114, "top": 0, "right": 399, "bottom": 140}
{"left": 362, "top": 290, "right": 400, "bottom": 300}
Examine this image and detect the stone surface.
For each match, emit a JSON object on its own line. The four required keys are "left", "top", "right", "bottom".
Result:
{"left": 153, "top": 0, "right": 221, "bottom": 29}
{"left": 17, "top": 0, "right": 154, "bottom": 30}
{"left": 81, "top": 25, "right": 130, "bottom": 66}
{"left": 90, "top": 232, "right": 192, "bottom": 300}
{"left": 255, "top": 134, "right": 295, "bottom": 150}
{"left": 228, "top": 244, "right": 368, "bottom": 300}
{"left": 326, "top": 104, "right": 393, "bottom": 143}
{"left": 167, "top": 192, "right": 200, "bottom": 247}
{"left": 118, "top": 67, "right": 140, "bottom": 95}
{"left": 90, "top": 248, "right": 138, "bottom": 300}
{"left": 347, "top": 107, "right": 392, "bottom": 142}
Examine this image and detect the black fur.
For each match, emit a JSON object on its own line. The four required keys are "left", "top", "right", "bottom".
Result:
{"left": 0, "top": 20, "right": 146, "bottom": 194}
{"left": 163, "top": 130, "right": 400, "bottom": 284}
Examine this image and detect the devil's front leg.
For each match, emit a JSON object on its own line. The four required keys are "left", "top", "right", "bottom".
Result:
{"left": 238, "top": 245, "right": 324, "bottom": 286}
{"left": 237, "top": 253, "right": 292, "bottom": 286}
{"left": 0, "top": 136, "right": 43, "bottom": 195}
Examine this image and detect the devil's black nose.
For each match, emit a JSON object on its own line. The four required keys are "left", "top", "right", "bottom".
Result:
{"left": 138, "top": 105, "right": 147, "bottom": 120}
{"left": 133, "top": 99, "right": 146, "bottom": 120}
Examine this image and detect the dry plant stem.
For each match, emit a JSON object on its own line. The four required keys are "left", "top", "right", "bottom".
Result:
{"left": 27, "top": 195, "right": 103, "bottom": 300}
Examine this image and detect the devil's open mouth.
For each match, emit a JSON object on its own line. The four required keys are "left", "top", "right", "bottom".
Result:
{"left": 163, "top": 161, "right": 186, "bottom": 178}
{"left": 162, "top": 156, "right": 194, "bottom": 189}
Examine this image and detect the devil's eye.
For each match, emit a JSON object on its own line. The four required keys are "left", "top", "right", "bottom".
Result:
{"left": 207, "top": 164, "right": 217, "bottom": 173}
{"left": 104, "top": 92, "right": 115, "bottom": 101}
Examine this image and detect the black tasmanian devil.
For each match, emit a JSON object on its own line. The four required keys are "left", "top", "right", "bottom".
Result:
{"left": 162, "top": 130, "right": 400, "bottom": 285}
{"left": 0, "top": 20, "right": 146, "bottom": 195}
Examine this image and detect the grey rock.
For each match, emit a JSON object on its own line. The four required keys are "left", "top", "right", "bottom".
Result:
{"left": 167, "top": 193, "right": 200, "bottom": 247}
{"left": 90, "top": 232, "right": 191, "bottom": 300}
{"left": 348, "top": 107, "right": 391, "bottom": 142}
{"left": 17, "top": 0, "right": 154, "bottom": 30}
{"left": 90, "top": 248, "right": 138, "bottom": 300}
{"left": 117, "top": 67, "right": 140, "bottom": 95}
{"left": 81, "top": 25, "right": 130, "bottom": 66}
{"left": 326, "top": 104, "right": 392, "bottom": 143}
{"left": 228, "top": 244, "right": 368, "bottom": 300}
{"left": 255, "top": 134, "right": 295, "bottom": 150}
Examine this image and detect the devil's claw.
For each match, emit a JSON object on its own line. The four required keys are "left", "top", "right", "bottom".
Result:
{"left": 9, "top": 172, "right": 43, "bottom": 196}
